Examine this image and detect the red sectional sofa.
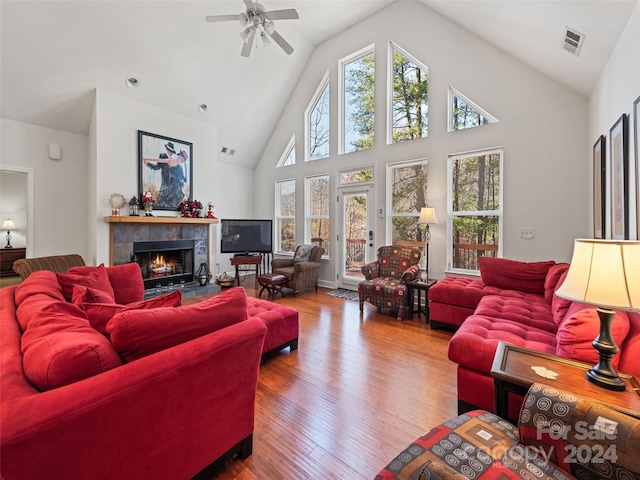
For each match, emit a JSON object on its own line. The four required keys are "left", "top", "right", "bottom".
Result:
{"left": 428, "top": 257, "right": 640, "bottom": 416}
{"left": 0, "top": 262, "right": 299, "bottom": 479}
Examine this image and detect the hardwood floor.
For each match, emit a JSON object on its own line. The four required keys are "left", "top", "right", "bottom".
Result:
{"left": 195, "top": 283, "right": 458, "bottom": 480}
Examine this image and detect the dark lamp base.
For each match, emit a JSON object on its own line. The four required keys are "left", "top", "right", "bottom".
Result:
{"left": 586, "top": 369, "right": 626, "bottom": 391}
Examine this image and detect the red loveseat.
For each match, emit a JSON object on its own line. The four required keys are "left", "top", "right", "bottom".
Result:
{"left": 0, "top": 262, "right": 298, "bottom": 479}
{"left": 428, "top": 257, "right": 640, "bottom": 416}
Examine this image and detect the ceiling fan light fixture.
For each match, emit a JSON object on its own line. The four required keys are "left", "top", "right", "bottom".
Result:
{"left": 264, "top": 19, "right": 275, "bottom": 35}
{"left": 260, "top": 31, "right": 271, "bottom": 47}
{"left": 240, "top": 26, "right": 253, "bottom": 42}
{"left": 239, "top": 12, "right": 249, "bottom": 28}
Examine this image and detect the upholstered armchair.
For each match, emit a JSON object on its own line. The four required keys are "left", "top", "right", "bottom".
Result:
{"left": 358, "top": 245, "right": 421, "bottom": 320}
{"left": 271, "top": 244, "right": 325, "bottom": 295}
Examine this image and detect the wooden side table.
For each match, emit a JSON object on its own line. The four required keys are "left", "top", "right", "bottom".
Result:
{"left": 405, "top": 278, "right": 437, "bottom": 323}
{"left": 491, "top": 341, "right": 640, "bottom": 422}
{"left": 0, "top": 247, "right": 26, "bottom": 277}
{"left": 230, "top": 255, "right": 262, "bottom": 288}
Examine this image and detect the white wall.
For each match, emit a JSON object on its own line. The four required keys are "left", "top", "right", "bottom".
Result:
{"left": 589, "top": 1, "right": 640, "bottom": 240}
{"left": 0, "top": 118, "right": 89, "bottom": 259}
{"left": 254, "top": 1, "right": 589, "bottom": 285}
{"left": 1, "top": 92, "right": 255, "bottom": 269}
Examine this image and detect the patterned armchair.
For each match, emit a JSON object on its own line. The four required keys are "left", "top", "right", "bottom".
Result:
{"left": 358, "top": 245, "right": 421, "bottom": 321}
{"left": 271, "top": 244, "right": 325, "bottom": 295}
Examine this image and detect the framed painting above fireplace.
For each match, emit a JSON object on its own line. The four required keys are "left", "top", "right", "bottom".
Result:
{"left": 138, "top": 131, "right": 193, "bottom": 211}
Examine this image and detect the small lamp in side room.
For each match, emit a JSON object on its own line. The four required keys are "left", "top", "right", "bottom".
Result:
{"left": 417, "top": 206, "right": 439, "bottom": 282}
{"left": 2, "top": 219, "right": 16, "bottom": 248}
{"left": 555, "top": 239, "right": 640, "bottom": 391}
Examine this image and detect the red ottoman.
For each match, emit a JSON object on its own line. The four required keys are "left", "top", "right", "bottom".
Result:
{"left": 246, "top": 297, "right": 298, "bottom": 357}
{"left": 257, "top": 273, "right": 286, "bottom": 299}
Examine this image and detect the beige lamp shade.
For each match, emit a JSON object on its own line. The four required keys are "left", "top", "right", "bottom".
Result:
{"left": 1, "top": 219, "right": 16, "bottom": 230}
{"left": 556, "top": 239, "right": 640, "bottom": 312}
{"left": 418, "top": 207, "right": 439, "bottom": 225}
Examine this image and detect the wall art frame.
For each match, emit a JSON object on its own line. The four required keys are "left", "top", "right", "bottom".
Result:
{"left": 138, "top": 131, "right": 193, "bottom": 211}
{"left": 634, "top": 95, "right": 640, "bottom": 239}
{"left": 593, "top": 135, "right": 606, "bottom": 239}
{"left": 609, "top": 114, "right": 628, "bottom": 240}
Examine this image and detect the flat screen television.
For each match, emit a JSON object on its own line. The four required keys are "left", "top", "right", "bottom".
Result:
{"left": 220, "top": 219, "right": 273, "bottom": 254}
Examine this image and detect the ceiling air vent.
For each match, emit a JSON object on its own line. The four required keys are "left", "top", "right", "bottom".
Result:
{"left": 221, "top": 146, "right": 236, "bottom": 156}
{"left": 562, "top": 27, "right": 584, "bottom": 56}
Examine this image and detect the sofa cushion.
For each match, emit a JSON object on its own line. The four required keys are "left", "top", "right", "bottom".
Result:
{"left": 72, "top": 285, "right": 117, "bottom": 307}
{"left": 82, "top": 290, "right": 182, "bottom": 335}
{"left": 19, "top": 299, "right": 122, "bottom": 390}
{"left": 479, "top": 257, "right": 556, "bottom": 295}
{"left": 14, "top": 270, "right": 66, "bottom": 306}
{"left": 556, "top": 302, "right": 630, "bottom": 369}
{"left": 67, "top": 262, "right": 144, "bottom": 304}
{"left": 543, "top": 262, "right": 569, "bottom": 304}
{"left": 428, "top": 276, "right": 504, "bottom": 309}
{"left": 448, "top": 315, "right": 557, "bottom": 374}
{"left": 57, "top": 264, "right": 115, "bottom": 302}
{"left": 474, "top": 293, "right": 557, "bottom": 334}
{"left": 108, "top": 287, "right": 248, "bottom": 362}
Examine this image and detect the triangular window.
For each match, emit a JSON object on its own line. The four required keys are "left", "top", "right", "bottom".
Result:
{"left": 277, "top": 136, "right": 296, "bottom": 167}
{"left": 449, "top": 87, "right": 498, "bottom": 131}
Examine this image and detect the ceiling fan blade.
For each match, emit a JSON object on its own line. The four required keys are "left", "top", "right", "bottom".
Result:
{"left": 241, "top": 28, "right": 257, "bottom": 57}
{"left": 265, "top": 9, "right": 299, "bottom": 20}
{"left": 205, "top": 14, "right": 241, "bottom": 23}
{"left": 243, "top": 0, "right": 255, "bottom": 10}
{"left": 268, "top": 30, "right": 294, "bottom": 55}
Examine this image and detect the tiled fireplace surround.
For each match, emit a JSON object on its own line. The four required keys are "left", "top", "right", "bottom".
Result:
{"left": 106, "top": 217, "right": 218, "bottom": 290}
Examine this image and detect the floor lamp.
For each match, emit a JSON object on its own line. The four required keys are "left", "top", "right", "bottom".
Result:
{"left": 417, "top": 206, "right": 438, "bottom": 282}
{"left": 556, "top": 239, "right": 640, "bottom": 391}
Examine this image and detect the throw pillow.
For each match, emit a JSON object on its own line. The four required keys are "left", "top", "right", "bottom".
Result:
{"left": 555, "top": 302, "right": 630, "bottom": 369}
{"left": 57, "top": 264, "right": 115, "bottom": 302}
{"left": 478, "top": 257, "right": 556, "bottom": 295}
{"left": 108, "top": 286, "right": 248, "bottom": 362}
{"left": 20, "top": 300, "right": 122, "bottom": 391}
{"left": 543, "top": 262, "right": 570, "bottom": 304}
{"left": 293, "top": 244, "right": 315, "bottom": 263}
{"left": 105, "top": 263, "right": 145, "bottom": 305}
{"left": 83, "top": 290, "right": 182, "bottom": 335}
{"left": 551, "top": 271, "right": 572, "bottom": 325}
{"left": 72, "top": 285, "right": 117, "bottom": 307}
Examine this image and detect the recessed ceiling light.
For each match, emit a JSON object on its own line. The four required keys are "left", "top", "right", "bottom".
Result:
{"left": 125, "top": 77, "right": 139, "bottom": 89}
{"left": 198, "top": 104, "right": 208, "bottom": 113}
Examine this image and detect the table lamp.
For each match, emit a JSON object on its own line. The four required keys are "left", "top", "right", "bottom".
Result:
{"left": 555, "top": 239, "right": 640, "bottom": 391}
{"left": 2, "top": 219, "right": 16, "bottom": 248}
{"left": 417, "top": 206, "right": 438, "bottom": 282}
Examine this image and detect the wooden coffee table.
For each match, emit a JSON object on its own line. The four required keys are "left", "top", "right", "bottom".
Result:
{"left": 491, "top": 341, "right": 640, "bottom": 422}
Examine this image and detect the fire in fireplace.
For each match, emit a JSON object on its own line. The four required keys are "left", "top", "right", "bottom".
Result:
{"left": 133, "top": 240, "right": 195, "bottom": 289}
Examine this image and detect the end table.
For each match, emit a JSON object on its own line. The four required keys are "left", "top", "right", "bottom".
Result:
{"left": 491, "top": 341, "right": 640, "bottom": 422}
{"left": 405, "top": 278, "right": 437, "bottom": 323}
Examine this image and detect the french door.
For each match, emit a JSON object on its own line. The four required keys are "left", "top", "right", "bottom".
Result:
{"left": 337, "top": 185, "right": 375, "bottom": 289}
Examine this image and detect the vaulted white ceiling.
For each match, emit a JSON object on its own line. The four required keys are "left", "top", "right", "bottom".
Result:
{"left": 1, "top": 0, "right": 636, "bottom": 169}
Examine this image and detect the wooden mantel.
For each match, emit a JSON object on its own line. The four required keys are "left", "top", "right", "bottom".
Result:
{"left": 104, "top": 216, "right": 218, "bottom": 225}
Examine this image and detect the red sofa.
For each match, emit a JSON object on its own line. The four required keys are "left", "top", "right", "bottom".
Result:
{"left": 0, "top": 262, "right": 298, "bottom": 479}
{"left": 428, "top": 257, "right": 640, "bottom": 415}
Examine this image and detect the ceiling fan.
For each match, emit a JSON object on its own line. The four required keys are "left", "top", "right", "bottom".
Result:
{"left": 206, "top": 0, "right": 299, "bottom": 57}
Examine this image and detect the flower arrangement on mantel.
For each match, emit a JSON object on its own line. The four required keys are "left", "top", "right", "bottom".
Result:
{"left": 179, "top": 199, "right": 203, "bottom": 218}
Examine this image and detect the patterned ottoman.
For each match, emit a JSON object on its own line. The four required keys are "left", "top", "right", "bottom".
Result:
{"left": 376, "top": 383, "right": 640, "bottom": 479}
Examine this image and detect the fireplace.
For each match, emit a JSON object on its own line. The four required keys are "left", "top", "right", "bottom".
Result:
{"left": 133, "top": 240, "right": 194, "bottom": 289}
